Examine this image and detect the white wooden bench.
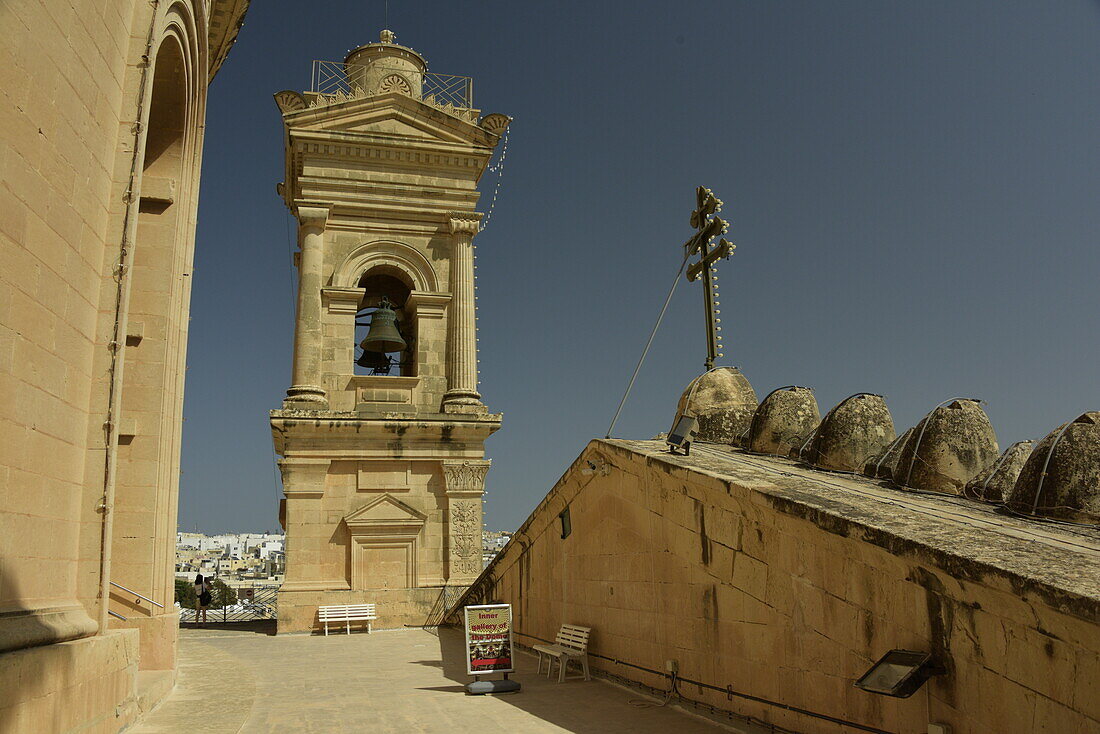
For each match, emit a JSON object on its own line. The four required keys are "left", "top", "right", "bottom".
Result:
{"left": 318, "top": 603, "right": 376, "bottom": 635}
{"left": 532, "top": 624, "right": 592, "bottom": 682}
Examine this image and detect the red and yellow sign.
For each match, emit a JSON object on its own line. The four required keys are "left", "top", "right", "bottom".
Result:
{"left": 464, "top": 604, "right": 514, "bottom": 675}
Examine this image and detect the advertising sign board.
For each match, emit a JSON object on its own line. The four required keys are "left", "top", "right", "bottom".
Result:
{"left": 463, "top": 604, "right": 514, "bottom": 675}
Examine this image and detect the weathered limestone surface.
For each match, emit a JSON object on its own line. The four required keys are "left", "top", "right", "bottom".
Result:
{"left": 864, "top": 425, "right": 915, "bottom": 479}
{"left": 1009, "top": 412, "right": 1100, "bottom": 522}
{"left": 271, "top": 32, "right": 508, "bottom": 632}
{"left": 0, "top": 0, "right": 247, "bottom": 729}
{"left": 964, "top": 439, "right": 1035, "bottom": 503}
{"left": 451, "top": 439, "right": 1100, "bottom": 734}
{"left": 744, "top": 386, "right": 820, "bottom": 456}
{"left": 801, "top": 393, "right": 895, "bottom": 473}
{"left": 676, "top": 367, "right": 758, "bottom": 444}
{"left": 0, "top": 628, "right": 141, "bottom": 733}
{"left": 893, "top": 399, "right": 1000, "bottom": 494}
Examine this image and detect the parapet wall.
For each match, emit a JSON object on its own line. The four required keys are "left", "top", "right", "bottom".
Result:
{"left": 278, "top": 585, "right": 461, "bottom": 634}
{"left": 448, "top": 439, "right": 1100, "bottom": 734}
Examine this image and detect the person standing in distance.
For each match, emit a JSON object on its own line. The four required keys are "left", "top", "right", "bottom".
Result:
{"left": 194, "top": 573, "right": 212, "bottom": 625}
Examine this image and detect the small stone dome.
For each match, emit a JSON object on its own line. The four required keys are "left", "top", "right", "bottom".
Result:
{"left": 802, "top": 394, "right": 896, "bottom": 473}
{"left": 963, "top": 440, "right": 1035, "bottom": 503}
{"left": 1007, "top": 412, "right": 1100, "bottom": 522}
{"left": 892, "top": 399, "right": 1000, "bottom": 494}
{"left": 864, "top": 426, "right": 915, "bottom": 479}
{"left": 745, "top": 386, "right": 820, "bottom": 456}
{"left": 676, "top": 368, "right": 758, "bottom": 444}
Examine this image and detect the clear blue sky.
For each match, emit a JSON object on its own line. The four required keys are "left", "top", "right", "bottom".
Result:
{"left": 180, "top": 0, "right": 1100, "bottom": 534}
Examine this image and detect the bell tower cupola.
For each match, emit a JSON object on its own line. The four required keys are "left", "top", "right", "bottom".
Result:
{"left": 344, "top": 30, "right": 428, "bottom": 99}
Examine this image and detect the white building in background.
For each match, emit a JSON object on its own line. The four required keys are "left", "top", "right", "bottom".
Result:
{"left": 175, "top": 533, "right": 286, "bottom": 581}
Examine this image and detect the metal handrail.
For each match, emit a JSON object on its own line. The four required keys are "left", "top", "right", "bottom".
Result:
{"left": 110, "top": 581, "right": 165, "bottom": 608}
{"left": 108, "top": 610, "right": 128, "bottom": 621}
{"left": 310, "top": 60, "right": 474, "bottom": 109}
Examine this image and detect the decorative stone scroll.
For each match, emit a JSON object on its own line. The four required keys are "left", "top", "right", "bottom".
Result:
{"left": 479, "top": 113, "right": 511, "bottom": 135}
{"left": 274, "top": 90, "right": 307, "bottom": 114}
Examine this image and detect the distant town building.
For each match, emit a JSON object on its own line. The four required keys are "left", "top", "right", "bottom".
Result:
{"left": 175, "top": 533, "right": 286, "bottom": 582}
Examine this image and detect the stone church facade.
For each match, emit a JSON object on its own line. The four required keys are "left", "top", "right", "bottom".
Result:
{"left": 0, "top": 0, "right": 249, "bottom": 731}
{"left": 270, "top": 31, "right": 510, "bottom": 633}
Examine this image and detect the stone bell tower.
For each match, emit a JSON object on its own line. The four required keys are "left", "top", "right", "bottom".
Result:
{"left": 269, "top": 31, "right": 510, "bottom": 633}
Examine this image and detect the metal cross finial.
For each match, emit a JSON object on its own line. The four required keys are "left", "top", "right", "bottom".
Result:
{"left": 683, "top": 186, "right": 735, "bottom": 370}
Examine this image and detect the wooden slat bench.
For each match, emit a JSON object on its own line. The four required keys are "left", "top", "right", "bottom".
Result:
{"left": 318, "top": 603, "right": 376, "bottom": 635}
{"left": 532, "top": 624, "right": 592, "bottom": 682}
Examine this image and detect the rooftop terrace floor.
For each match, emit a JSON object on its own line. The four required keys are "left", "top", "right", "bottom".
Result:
{"left": 132, "top": 625, "right": 740, "bottom": 734}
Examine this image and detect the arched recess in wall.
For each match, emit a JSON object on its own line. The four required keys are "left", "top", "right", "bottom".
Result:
{"left": 335, "top": 241, "right": 438, "bottom": 378}
{"left": 109, "top": 0, "right": 208, "bottom": 631}
{"left": 332, "top": 240, "right": 439, "bottom": 292}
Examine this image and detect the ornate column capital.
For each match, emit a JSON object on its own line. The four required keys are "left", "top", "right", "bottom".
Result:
{"left": 441, "top": 459, "right": 491, "bottom": 495}
{"left": 448, "top": 212, "right": 482, "bottom": 238}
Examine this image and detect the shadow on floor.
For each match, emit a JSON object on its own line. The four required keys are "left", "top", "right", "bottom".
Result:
{"left": 179, "top": 619, "right": 276, "bottom": 636}
{"left": 428, "top": 626, "right": 718, "bottom": 733}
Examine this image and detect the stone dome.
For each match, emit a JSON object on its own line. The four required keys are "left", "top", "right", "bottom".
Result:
{"left": 744, "top": 386, "right": 820, "bottom": 456}
{"left": 963, "top": 440, "right": 1035, "bottom": 503}
{"left": 802, "top": 393, "right": 896, "bottom": 473}
{"left": 1006, "top": 412, "right": 1100, "bottom": 522}
{"left": 864, "top": 426, "right": 915, "bottom": 479}
{"left": 892, "top": 399, "right": 999, "bottom": 494}
{"left": 676, "top": 368, "right": 758, "bottom": 444}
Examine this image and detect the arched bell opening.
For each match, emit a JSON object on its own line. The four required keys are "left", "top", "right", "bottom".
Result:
{"left": 355, "top": 267, "right": 416, "bottom": 376}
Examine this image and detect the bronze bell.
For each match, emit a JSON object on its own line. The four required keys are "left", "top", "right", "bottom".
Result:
{"left": 355, "top": 350, "right": 392, "bottom": 372}
{"left": 358, "top": 296, "right": 407, "bottom": 354}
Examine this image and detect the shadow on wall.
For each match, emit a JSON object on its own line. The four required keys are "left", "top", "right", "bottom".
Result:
{"left": 0, "top": 559, "right": 60, "bottom": 732}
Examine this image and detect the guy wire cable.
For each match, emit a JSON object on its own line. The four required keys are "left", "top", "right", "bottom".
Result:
{"left": 605, "top": 251, "right": 690, "bottom": 439}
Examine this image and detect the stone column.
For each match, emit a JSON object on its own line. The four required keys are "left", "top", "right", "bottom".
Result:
{"left": 277, "top": 459, "right": 328, "bottom": 588}
{"left": 442, "top": 213, "right": 484, "bottom": 412}
{"left": 442, "top": 460, "right": 490, "bottom": 583}
{"left": 285, "top": 205, "right": 331, "bottom": 406}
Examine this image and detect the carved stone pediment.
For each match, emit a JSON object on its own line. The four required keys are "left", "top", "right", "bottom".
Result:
{"left": 289, "top": 93, "right": 492, "bottom": 146}
{"left": 344, "top": 494, "right": 426, "bottom": 536}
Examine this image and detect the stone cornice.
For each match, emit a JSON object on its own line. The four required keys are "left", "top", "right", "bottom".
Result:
{"left": 208, "top": 0, "right": 251, "bottom": 81}
{"left": 270, "top": 412, "right": 502, "bottom": 455}
{"left": 291, "top": 134, "right": 491, "bottom": 172}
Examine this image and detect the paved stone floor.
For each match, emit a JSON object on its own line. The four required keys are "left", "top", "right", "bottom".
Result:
{"left": 131, "top": 624, "right": 737, "bottom": 733}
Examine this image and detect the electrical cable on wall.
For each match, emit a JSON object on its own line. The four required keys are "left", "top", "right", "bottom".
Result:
{"left": 479, "top": 126, "right": 510, "bottom": 232}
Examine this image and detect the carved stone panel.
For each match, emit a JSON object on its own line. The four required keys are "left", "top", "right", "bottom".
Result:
{"left": 448, "top": 498, "right": 482, "bottom": 579}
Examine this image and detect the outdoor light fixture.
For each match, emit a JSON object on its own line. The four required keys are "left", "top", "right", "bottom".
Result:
{"left": 854, "top": 650, "right": 945, "bottom": 698}
{"left": 667, "top": 413, "right": 698, "bottom": 456}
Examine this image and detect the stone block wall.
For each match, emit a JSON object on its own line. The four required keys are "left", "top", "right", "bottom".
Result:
{"left": 0, "top": 0, "right": 139, "bottom": 643}
{"left": 452, "top": 440, "right": 1100, "bottom": 734}
{"left": 0, "top": 628, "right": 141, "bottom": 734}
